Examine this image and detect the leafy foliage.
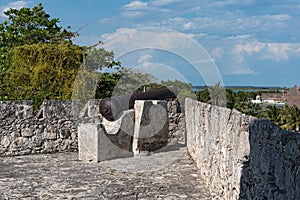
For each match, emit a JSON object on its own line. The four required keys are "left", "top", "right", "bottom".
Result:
{"left": 264, "top": 104, "right": 300, "bottom": 131}
{"left": 84, "top": 48, "right": 120, "bottom": 72}
{"left": 95, "top": 67, "right": 155, "bottom": 98}
{"left": 4, "top": 42, "right": 83, "bottom": 108}
{"left": 0, "top": 3, "right": 75, "bottom": 47}
{"left": 161, "top": 79, "right": 196, "bottom": 106}
{"left": 0, "top": 2, "right": 79, "bottom": 103}
{"left": 95, "top": 71, "right": 123, "bottom": 99}
{"left": 196, "top": 82, "right": 226, "bottom": 106}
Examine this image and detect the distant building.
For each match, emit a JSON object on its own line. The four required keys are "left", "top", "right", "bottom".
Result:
{"left": 251, "top": 95, "right": 262, "bottom": 104}
{"left": 285, "top": 85, "right": 300, "bottom": 109}
{"left": 251, "top": 92, "right": 285, "bottom": 106}
{"left": 261, "top": 93, "right": 284, "bottom": 104}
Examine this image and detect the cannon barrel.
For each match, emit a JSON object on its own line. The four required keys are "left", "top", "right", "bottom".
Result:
{"left": 100, "top": 86, "right": 178, "bottom": 121}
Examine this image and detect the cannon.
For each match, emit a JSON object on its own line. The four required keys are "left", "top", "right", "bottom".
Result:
{"left": 100, "top": 86, "right": 178, "bottom": 121}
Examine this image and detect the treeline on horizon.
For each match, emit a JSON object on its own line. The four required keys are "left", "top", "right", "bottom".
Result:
{"left": 193, "top": 85, "right": 289, "bottom": 91}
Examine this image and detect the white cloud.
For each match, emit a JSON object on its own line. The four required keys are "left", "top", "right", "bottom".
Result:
{"left": 183, "top": 21, "right": 196, "bottom": 30}
{"left": 225, "top": 34, "right": 254, "bottom": 41}
{"left": 262, "top": 43, "right": 300, "bottom": 62}
{"left": 234, "top": 41, "right": 266, "bottom": 63}
{"left": 136, "top": 63, "right": 188, "bottom": 83}
{"left": 100, "top": 16, "right": 117, "bottom": 24}
{"left": 210, "top": 0, "right": 252, "bottom": 8}
{"left": 264, "top": 14, "right": 291, "bottom": 21}
{"left": 122, "top": 11, "right": 144, "bottom": 18}
{"left": 101, "top": 27, "right": 224, "bottom": 86}
{"left": 138, "top": 54, "right": 152, "bottom": 64}
{"left": 161, "top": 16, "right": 230, "bottom": 32}
{"left": 152, "top": 0, "right": 183, "bottom": 6}
{"left": 0, "top": 1, "right": 27, "bottom": 18}
{"left": 225, "top": 66, "right": 255, "bottom": 75}
{"left": 101, "top": 27, "right": 191, "bottom": 52}
{"left": 236, "top": 42, "right": 266, "bottom": 55}
{"left": 159, "top": 12, "right": 292, "bottom": 37}
{"left": 101, "top": 27, "right": 132, "bottom": 41}
{"left": 123, "top": 1, "right": 148, "bottom": 10}
{"left": 121, "top": 0, "right": 171, "bottom": 18}
{"left": 211, "top": 47, "right": 223, "bottom": 60}
{"left": 233, "top": 41, "right": 300, "bottom": 63}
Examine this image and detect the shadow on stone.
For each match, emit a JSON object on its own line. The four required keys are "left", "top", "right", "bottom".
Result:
{"left": 78, "top": 99, "right": 185, "bottom": 162}
{"left": 239, "top": 119, "right": 300, "bottom": 199}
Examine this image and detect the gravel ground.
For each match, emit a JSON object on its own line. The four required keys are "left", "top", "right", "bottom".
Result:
{"left": 0, "top": 147, "right": 210, "bottom": 200}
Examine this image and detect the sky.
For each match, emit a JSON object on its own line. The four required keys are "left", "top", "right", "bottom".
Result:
{"left": 1, "top": 0, "right": 300, "bottom": 87}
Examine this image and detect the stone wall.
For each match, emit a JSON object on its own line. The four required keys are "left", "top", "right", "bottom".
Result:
{"left": 167, "top": 100, "right": 185, "bottom": 144}
{"left": 185, "top": 98, "right": 300, "bottom": 199}
{"left": 0, "top": 99, "right": 184, "bottom": 156}
{"left": 0, "top": 100, "right": 78, "bottom": 156}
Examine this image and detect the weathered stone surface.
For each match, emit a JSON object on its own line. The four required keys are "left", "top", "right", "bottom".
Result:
{"left": 78, "top": 121, "right": 133, "bottom": 162}
{"left": 0, "top": 149, "right": 210, "bottom": 199}
{"left": 21, "top": 127, "right": 34, "bottom": 137}
{"left": 102, "top": 109, "right": 135, "bottom": 151}
{"left": 0, "top": 136, "right": 10, "bottom": 148}
{"left": 185, "top": 98, "right": 300, "bottom": 199}
{"left": 42, "top": 125, "right": 57, "bottom": 140}
{"left": 0, "top": 100, "right": 78, "bottom": 156}
{"left": 78, "top": 99, "right": 184, "bottom": 162}
{"left": 167, "top": 100, "right": 185, "bottom": 144}
{"left": 133, "top": 100, "right": 169, "bottom": 155}
{"left": 0, "top": 100, "right": 33, "bottom": 120}
{"left": 0, "top": 99, "right": 183, "bottom": 157}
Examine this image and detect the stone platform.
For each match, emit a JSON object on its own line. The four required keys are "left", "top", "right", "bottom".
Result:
{"left": 0, "top": 147, "right": 210, "bottom": 199}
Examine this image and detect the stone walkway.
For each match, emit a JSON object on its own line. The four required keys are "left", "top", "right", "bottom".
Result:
{"left": 0, "top": 147, "right": 210, "bottom": 200}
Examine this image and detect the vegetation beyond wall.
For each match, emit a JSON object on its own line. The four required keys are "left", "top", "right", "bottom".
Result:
{"left": 186, "top": 98, "right": 300, "bottom": 199}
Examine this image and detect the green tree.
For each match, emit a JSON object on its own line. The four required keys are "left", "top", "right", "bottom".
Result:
{"left": 226, "top": 89, "right": 236, "bottom": 109}
{"left": 5, "top": 42, "right": 83, "bottom": 108}
{"left": 0, "top": 3, "right": 77, "bottom": 101}
{"left": 84, "top": 48, "right": 120, "bottom": 72}
{"left": 161, "top": 79, "right": 196, "bottom": 106}
{"left": 0, "top": 3, "right": 75, "bottom": 49}
{"left": 208, "top": 82, "right": 226, "bottom": 106}
{"left": 95, "top": 71, "right": 122, "bottom": 99}
{"left": 263, "top": 105, "right": 282, "bottom": 124}
{"left": 72, "top": 48, "right": 122, "bottom": 106}
{"left": 111, "top": 67, "right": 155, "bottom": 96}
{"left": 280, "top": 105, "right": 300, "bottom": 131}
{"left": 196, "top": 87, "right": 210, "bottom": 103}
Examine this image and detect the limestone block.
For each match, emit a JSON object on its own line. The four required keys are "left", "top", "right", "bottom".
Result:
{"left": 78, "top": 123, "right": 98, "bottom": 162}
{"left": 78, "top": 114, "right": 134, "bottom": 162}
{"left": 1, "top": 136, "right": 10, "bottom": 148}
{"left": 59, "top": 129, "right": 71, "bottom": 139}
{"left": 43, "top": 125, "right": 57, "bottom": 140}
{"left": 21, "top": 127, "right": 34, "bottom": 137}
{"left": 16, "top": 104, "right": 33, "bottom": 119}
{"left": 133, "top": 100, "right": 169, "bottom": 155}
{"left": 11, "top": 137, "right": 29, "bottom": 150}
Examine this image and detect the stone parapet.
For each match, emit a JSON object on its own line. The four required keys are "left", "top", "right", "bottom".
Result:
{"left": 185, "top": 98, "right": 300, "bottom": 199}
{"left": 0, "top": 100, "right": 78, "bottom": 156}
{"left": 0, "top": 99, "right": 184, "bottom": 158}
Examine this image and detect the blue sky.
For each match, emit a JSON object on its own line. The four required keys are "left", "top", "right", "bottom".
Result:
{"left": 1, "top": 0, "right": 300, "bottom": 87}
